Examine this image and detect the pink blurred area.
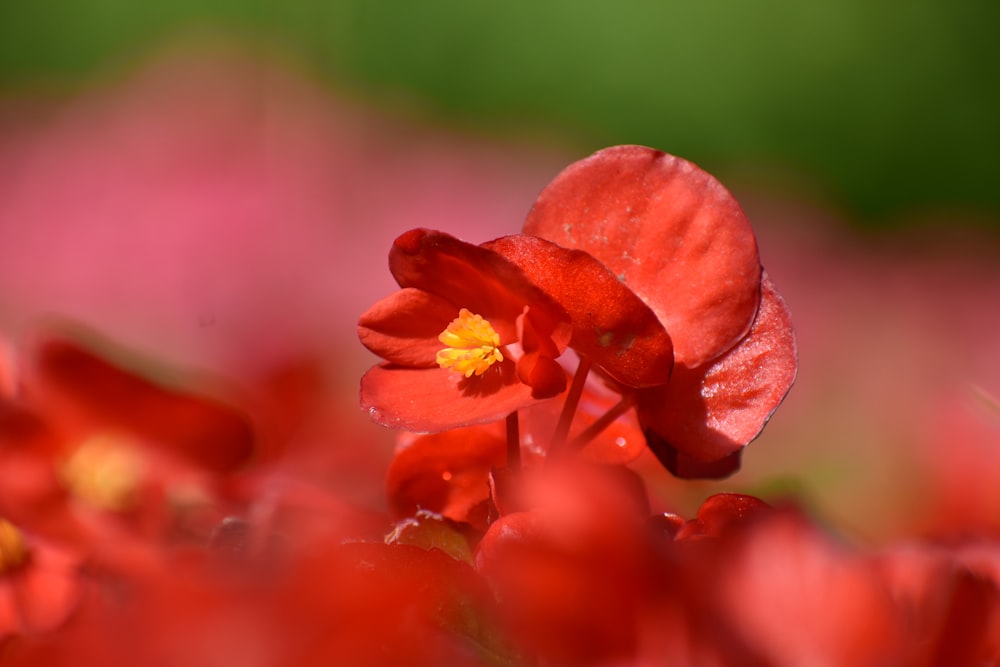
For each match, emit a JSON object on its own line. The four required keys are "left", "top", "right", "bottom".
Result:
{"left": 0, "top": 45, "right": 565, "bottom": 382}
{"left": 0, "top": 45, "right": 568, "bottom": 513}
{"left": 1, "top": 44, "right": 998, "bottom": 541}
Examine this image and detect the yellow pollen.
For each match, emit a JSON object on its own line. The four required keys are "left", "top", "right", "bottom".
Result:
{"left": 60, "top": 434, "right": 146, "bottom": 512}
{"left": 0, "top": 519, "right": 29, "bottom": 574}
{"left": 436, "top": 308, "right": 504, "bottom": 377}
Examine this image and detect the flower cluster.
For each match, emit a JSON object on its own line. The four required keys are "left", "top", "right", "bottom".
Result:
{"left": 2, "top": 146, "right": 999, "bottom": 666}
{"left": 358, "top": 146, "right": 1000, "bottom": 665}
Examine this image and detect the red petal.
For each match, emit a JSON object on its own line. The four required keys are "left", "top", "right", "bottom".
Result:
{"left": 716, "top": 510, "right": 905, "bottom": 665}
{"left": 29, "top": 336, "right": 255, "bottom": 473}
{"left": 642, "top": 435, "right": 743, "bottom": 479}
{"left": 487, "top": 234, "right": 673, "bottom": 388}
{"left": 675, "top": 493, "right": 772, "bottom": 540}
{"left": 474, "top": 475, "right": 649, "bottom": 665}
{"left": 515, "top": 353, "right": 567, "bottom": 399}
{"left": 360, "top": 362, "right": 550, "bottom": 432}
{"left": 13, "top": 542, "right": 83, "bottom": 635}
{"left": 358, "top": 287, "right": 459, "bottom": 366}
{"left": 388, "top": 229, "right": 570, "bottom": 349}
{"left": 637, "top": 275, "right": 797, "bottom": 476}
{"left": 515, "top": 306, "right": 569, "bottom": 397}
{"left": 386, "top": 425, "right": 506, "bottom": 527}
{"left": 524, "top": 145, "right": 761, "bottom": 367}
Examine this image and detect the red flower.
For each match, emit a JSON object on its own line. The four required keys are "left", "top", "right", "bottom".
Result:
{"left": 522, "top": 145, "right": 797, "bottom": 477}
{"left": 358, "top": 228, "right": 573, "bottom": 432}
{"left": 359, "top": 226, "right": 675, "bottom": 433}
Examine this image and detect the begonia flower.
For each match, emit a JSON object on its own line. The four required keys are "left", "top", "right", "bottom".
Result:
{"left": 359, "top": 228, "right": 574, "bottom": 432}
{"left": 522, "top": 145, "right": 797, "bottom": 477}
{"left": 360, "top": 226, "right": 675, "bottom": 435}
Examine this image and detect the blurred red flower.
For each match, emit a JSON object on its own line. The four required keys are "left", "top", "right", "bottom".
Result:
{"left": 0, "top": 520, "right": 84, "bottom": 642}
{"left": 0, "top": 332, "right": 254, "bottom": 568}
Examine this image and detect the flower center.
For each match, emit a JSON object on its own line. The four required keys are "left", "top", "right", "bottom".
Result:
{"left": 0, "top": 518, "right": 29, "bottom": 574}
{"left": 436, "top": 309, "right": 504, "bottom": 377}
{"left": 60, "top": 434, "right": 146, "bottom": 512}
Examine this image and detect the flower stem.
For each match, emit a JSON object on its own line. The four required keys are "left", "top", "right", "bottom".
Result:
{"left": 506, "top": 411, "right": 521, "bottom": 471}
{"left": 568, "top": 394, "right": 636, "bottom": 451}
{"left": 549, "top": 356, "right": 593, "bottom": 455}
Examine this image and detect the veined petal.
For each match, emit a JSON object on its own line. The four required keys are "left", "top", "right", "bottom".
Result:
{"left": 524, "top": 145, "right": 761, "bottom": 367}
{"left": 360, "top": 362, "right": 545, "bottom": 432}
{"left": 486, "top": 234, "right": 673, "bottom": 388}
{"left": 358, "top": 288, "right": 460, "bottom": 366}
{"left": 637, "top": 276, "right": 796, "bottom": 478}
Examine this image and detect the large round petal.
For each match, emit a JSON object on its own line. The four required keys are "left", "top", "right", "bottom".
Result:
{"left": 524, "top": 145, "right": 761, "bottom": 367}
{"left": 637, "top": 276, "right": 797, "bottom": 478}
{"left": 485, "top": 234, "right": 673, "bottom": 388}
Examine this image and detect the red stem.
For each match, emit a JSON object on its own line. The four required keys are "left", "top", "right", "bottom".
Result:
{"left": 549, "top": 356, "right": 593, "bottom": 455}
{"left": 506, "top": 411, "right": 521, "bottom": 471}
{"left": 568, "top": 393, "right": 636, "bottom": 450}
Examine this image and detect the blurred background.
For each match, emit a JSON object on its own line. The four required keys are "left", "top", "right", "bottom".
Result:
{"left": 0, "top": 1, "right": 998, "bottom": 543}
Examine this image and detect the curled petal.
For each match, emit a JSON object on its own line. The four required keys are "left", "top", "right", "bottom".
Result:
{"left": 638, "top": 276, "right": 797, "bottom": 478}
{"left": 487, "top": 234, "right": 672, "bottom": 388}
{"left": 515, "top": 306, "right": 568, "bottom": 398}
{"left": 515, "top": 353, "right": 567, "bottom": 399}
{"left": 361, "top": 362, "right": 549, "bottom": 432}
{"left": 524, "top": 145, "right": 761, "bottom": 367}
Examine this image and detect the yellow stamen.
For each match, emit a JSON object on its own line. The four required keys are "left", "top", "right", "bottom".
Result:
{"left": 0, "top": 519, "right": 29, "bottom": 574}
{"left": 436, "top": 308, "right": 504, "bottom": 377}
{"left": 60, "top": 434, "right": 145, "bottom": 512}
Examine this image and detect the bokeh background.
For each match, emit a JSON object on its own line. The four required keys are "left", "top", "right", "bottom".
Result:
{"left": 1, "top": 1, "right": 998, "bottom": 544}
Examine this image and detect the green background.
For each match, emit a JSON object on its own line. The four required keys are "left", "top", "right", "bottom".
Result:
{"left": 2, "top": 0, "right": 998, "bottom": 226}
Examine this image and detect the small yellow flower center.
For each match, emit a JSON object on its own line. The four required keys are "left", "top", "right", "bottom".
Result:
{"left": 0, "top": 519, "right": 29, "bottom": 574}
{"left": 436, "top": 309, "right": 504, "bottom": 378}
{"left": 60, "top": 434, "right": 146, "bottom": 512}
